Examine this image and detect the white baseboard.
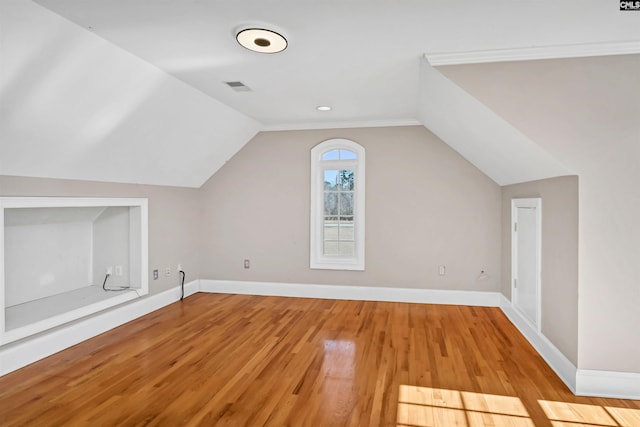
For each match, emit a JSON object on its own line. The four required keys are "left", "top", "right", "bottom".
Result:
{"left": 0, "top": 280, "right": 199, "bottom": 376}
{"left": 500, "top": 295, "right": 640, "bottom": 400}
{"left": 199, "top": 279, "right": 502, "bottom": 307}
{"left": 576, "top": 369, "right": 640, "bottom": 400}
{"left": 499, "top": 295, "right": 578, "bottom": 393}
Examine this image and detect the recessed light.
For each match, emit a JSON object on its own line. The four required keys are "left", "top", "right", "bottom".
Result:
{"left": 316, "top": 106, "right": 332, "bottom": 111}
{"left": 236, "top": 28, "right": 287, "bottom": 54}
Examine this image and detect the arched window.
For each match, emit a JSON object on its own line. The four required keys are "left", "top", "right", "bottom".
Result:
{"left": 310, "top": 138, "right": 365, "bottom": 270}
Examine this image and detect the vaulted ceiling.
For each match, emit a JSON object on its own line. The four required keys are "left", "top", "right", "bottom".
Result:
{"left": 1, "top": 0, "right": 639, "bottom": 187}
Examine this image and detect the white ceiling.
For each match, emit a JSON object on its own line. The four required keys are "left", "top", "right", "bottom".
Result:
{"left": 33, "top": 0, "right": 640, "bottom": 128}
{"left": 2, "top": 1, "right": 639, "bottom": 187}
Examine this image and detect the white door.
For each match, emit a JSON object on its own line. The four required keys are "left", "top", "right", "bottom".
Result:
{"left": 512, "top": 198, "right": 541, "bottom": 330}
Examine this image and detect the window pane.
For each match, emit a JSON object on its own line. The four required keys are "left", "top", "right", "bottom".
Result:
{"left": 311, "top": 139, "right": 364, "bottom": 270}
{"left": 339, "top": 192, "right": 354, "bottom": 216}
{"left": 338, "top": 220, "right": 354, "bottom": 241}
{"left": 324, "top": 193, "right": 338, "bottom": 215}
{"left": 323, "top": 218, "right": 338, "bottom": 240}
{"left": 339, "top": 169, "right": 354, "bottom": 190}
{"left": 324, "top": 241, "right": 339, "bottom": 256}
{"left": 339, "top": 241, "right": 355, "bottom": 257}
{"left": 324, "top": 169, "right": 338, "bottom": 189}
{"left": 322, "top": 150, "right": 339, "bottom": 161}
{"left": 339, "top": 149, "right": 357, "bottom": 160}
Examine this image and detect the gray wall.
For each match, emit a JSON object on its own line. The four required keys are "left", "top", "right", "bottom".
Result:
{"left": 4, "top": 214, "right": 93, "bottom": 305}
{"left": 501, "top": 176, "right": 579, "bottom": 364}
{"left": 440, "top": 56, "right": 640, "bottom": 373}
{"left": 199, "top": 126, "right": 502, "bottom": 290}
{"left": 92, "top": 207, "right": 131, "bottom": 288}
{"left": 0, "top": 175, "right": 201, "bottom": 294}
{"left": 1, "top": 129, "right": 581, "bottom": 368}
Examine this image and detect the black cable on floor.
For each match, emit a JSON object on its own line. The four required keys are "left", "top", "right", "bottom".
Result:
{"left": 180, "top": 270, "right": 186, "bottom": 301}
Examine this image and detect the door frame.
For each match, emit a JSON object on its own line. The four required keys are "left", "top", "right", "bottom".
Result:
{"left": 511, "top": 198, "right": 542, "bottom": 332}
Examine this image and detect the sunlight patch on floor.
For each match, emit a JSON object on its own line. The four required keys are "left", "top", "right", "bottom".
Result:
{"left": 539, "top": 400, "right": 640, "bottom": 427}
{"left": 397, "top": 385, "right": 533, "bottom": 427}
{"left": 397, "top": 386, "right": 640, "bottom": 427}
{"left": 605, "top": 406, "right": 640, "bottom": 427}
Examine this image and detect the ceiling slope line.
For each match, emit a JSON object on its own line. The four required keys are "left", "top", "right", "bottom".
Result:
{"left": 416, "top": 56, "right": 572, "bottom": 186}
{"left": 426, "top": 40, "right": 640, "bottom": 66}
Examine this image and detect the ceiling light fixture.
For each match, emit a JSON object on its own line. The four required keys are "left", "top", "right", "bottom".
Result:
{"left": 236, "top": 28, "right": 287, "bottom": 54}
{"left": 316, "top": 106, "right": 332, "bottom": 111}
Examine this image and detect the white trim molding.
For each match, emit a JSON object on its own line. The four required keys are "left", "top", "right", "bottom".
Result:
{"left": 200, "top": 279, "right": 502, "bottom": 306}
{"left": 576, "top": 369, "right": 640, "bottom": 400}
{"left": 499, "top": 295, "right": 577, "bottom": 393}
{"left": 425, "top": 40, "right": 640, "bottom": 66}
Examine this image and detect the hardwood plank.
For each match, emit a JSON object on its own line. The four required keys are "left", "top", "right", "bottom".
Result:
{"left": 0, "top": 294, "right": 638, "bottom": 426}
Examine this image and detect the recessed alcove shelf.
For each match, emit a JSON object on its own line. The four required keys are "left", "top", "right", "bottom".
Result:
{"left": 0, "top": 197, "right": 148, "bottom": 345}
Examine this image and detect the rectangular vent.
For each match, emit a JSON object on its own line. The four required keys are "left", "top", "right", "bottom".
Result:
{"left": 224, "top": 81, "right": 251, "bottom": 92}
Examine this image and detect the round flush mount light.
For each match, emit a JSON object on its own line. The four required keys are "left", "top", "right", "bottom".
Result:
{"left": 236, "top": 28, "right": 287, "bottom": 54}
{"left": 316, "top": 105, "right": 332, "bottom": 112}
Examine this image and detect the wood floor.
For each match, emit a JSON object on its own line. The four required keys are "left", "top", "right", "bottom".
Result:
{"left": 0, "top": 294, "right": 638, "bottom": 426}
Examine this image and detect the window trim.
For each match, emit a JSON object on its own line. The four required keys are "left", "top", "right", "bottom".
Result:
{"left": 310, "top": 138, "right": 365, "bottom": 271}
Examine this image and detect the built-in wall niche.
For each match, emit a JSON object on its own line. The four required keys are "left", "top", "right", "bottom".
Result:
{"left": 0, "top": 197, "right": 148, "bottom": 345}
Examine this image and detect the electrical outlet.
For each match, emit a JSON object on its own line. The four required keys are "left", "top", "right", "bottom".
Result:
{"left": 177, "top": 264, "right": 183, "bottom": 272}
{"left": 153, "top": 269, "right": 158, "bottom": 280}
{"left": 106, "top": 266, "right": 113, "bottom": 276}
{"left": 243, "top": 259, "right": 250, "bottom": 269}
{"left": 165, "top": 267, "right": 171, "bottom": 276}
{"left": 438, "top": 265, "right": 446, "bottom": 276}
{"left": 115, "top": 265, "right": 123, "bottom": 276}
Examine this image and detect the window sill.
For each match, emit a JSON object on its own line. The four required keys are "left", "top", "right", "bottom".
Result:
{"left": 310, "top": 259, "right": 364, "bottom": 271}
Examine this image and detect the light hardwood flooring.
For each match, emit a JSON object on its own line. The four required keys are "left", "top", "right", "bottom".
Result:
{"left": 0, "top": 293, "right": 638, "bottom": 426}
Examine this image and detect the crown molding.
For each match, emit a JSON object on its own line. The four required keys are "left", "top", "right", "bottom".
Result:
{"left": 261, "top": 118, "right": 421, "bottom": 132}
{"left": 425, "top": 40, "right": 640, "bottom": 66}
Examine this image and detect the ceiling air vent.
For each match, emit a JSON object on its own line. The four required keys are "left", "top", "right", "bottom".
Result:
{"left": 225, "top": 81, "right": 251, "bottom": 92}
